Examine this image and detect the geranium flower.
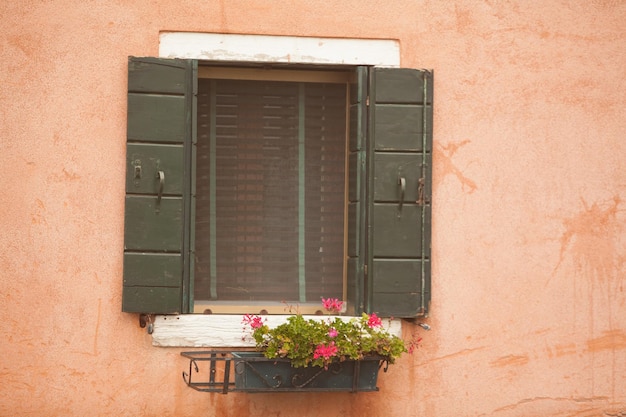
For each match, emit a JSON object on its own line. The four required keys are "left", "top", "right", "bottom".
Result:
{"left": 241, "top": 298, "right": 411, "bottom": 369}
{"left": 313, "top": 342, "right": 338, "bottom": 360}
{"left": 242, "top": 314, "right": 264, "bottom": 329}
{"left": 321, "top": 297, "right": 344, "bottom": 313}
{"left": 367, "top": 313, "right": 382, "bottom": 328}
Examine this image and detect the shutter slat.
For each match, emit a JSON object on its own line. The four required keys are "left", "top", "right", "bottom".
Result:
{"left": 127, "top": 94, "right": 187, "bottom": 143}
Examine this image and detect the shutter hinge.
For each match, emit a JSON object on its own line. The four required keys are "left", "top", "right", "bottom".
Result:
{"left": 417, "top": 177, "right": 425, "bottom": 206}
{"left": 139, "top": 313, "right": 155, "bottom": 334}
{"left": 366, "top": 96, "right": 370, "bottom": 106}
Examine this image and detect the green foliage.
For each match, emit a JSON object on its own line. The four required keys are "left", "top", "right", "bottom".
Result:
{"left": 244, "top": 310, "right": 407, "bottom": 369}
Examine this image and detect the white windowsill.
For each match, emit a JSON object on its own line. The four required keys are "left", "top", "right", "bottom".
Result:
{"left": 151, "top": 314, "right": 403, "bottom": 347}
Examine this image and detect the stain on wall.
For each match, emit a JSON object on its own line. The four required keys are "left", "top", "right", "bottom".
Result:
{"left": 434, "top": 140, "right": 477, "bottom": 193}
{"left": 554, "top": 196, "right": 622, "bottom": 283}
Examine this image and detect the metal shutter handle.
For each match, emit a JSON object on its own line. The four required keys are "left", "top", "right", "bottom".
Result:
{"left": 397, "top": 175, "right": 406, "bottom": 217}
{"left": 156, "top": 170, "right": 165, "bottom": 212}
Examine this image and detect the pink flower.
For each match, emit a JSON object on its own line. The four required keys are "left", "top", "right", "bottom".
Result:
{"left": 367, "top": 313, "right": 382, "bottom": 328}
{"left": 313, "top": 342, "right": 338, "bottom": 360}
{"left": 321, "top": 297, "right": 344, "bottom": 313}
{"left": 328, "top": 328, "right": 338, "bottom": 338}
{"left": 242, "top": 314, "right": 264, "bottom": 329}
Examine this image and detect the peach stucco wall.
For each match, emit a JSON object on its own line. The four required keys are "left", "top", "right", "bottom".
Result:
{"left": 2, "top": 1, "right": 625, "bottom": 416}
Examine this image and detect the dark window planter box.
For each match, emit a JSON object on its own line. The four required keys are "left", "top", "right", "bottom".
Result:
{"left": 232, "top": 352, "right": 383, "bottom": 392}
{"left": 181, "top": 350, "right": 386, "bottom": 393}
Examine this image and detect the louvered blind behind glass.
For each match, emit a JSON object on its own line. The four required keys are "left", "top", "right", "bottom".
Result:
{"left": 195, "top": 78, "right": 346, "bottom": 303}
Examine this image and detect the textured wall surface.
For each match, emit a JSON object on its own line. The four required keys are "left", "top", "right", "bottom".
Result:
{"left": 1, "top": 1, "right": 625, "bottom": 416}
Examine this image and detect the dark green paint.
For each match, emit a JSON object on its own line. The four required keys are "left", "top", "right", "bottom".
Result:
{"left": 372, "top": 205, "right": 431, "bottom": 258}
{"left": 232, "top": 352, "right": 382, "bottom": 392}
{"left": 346, "top": 66, "right": 369, "bottom": 314}
{"left": 373, "top": 68, "right": 433, "bottom": 104}
{"left": 373, "top": 153, "right": 424, "bottom": 202}
{"left": 124, "top": 253, "right": 182, "bottom": 287}
{"left": 128, "top": 57, "right": 188, "bottom": 94}
{"left": 369, "top": 292, "right": 425, "bottom": 318}
{"left": 124, "top": 196, "right": 183, "bottom": 251}
{"left": 123, "top": 57, "right": 194, "bottom": 314}
{"left": 127, "top": 94, "right": 187, "bottom": 142}
{"left": 372, "top": 105, "right": 432, "bottom": 151}
{"left": 126, "top": 143, "right": 184, "bottom": 195}
{"left": 366, "top": 67, "right": 433, "bottom": 317}
{"left": 348, "top": 153, "right": 360, "bottom": 202}
{"left": 371, "top": 259, "right": 431, "bottom": 317}
{"left": 122, "top": 287, "right": 182, "bottom": 314}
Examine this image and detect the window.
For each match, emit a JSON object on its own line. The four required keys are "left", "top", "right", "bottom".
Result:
{"left": 123, "top": 57, "right": 432, "bottom": 318}
{"left": 194, "top": 68, "right": 349, "bottom": 313}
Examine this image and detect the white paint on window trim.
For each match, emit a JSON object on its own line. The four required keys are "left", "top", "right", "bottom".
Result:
{"left": 152, "top": 32, "right": 402, "bottom": 347}
{"left": 152, "top": 315, "right": 403, "bottom": 348}
{"left": 159, "top": 32, "right": 400, "bottom": 67}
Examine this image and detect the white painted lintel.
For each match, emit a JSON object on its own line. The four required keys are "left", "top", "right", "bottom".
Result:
{"left": 159, "top": 32, "right": 400, "bottom": 67}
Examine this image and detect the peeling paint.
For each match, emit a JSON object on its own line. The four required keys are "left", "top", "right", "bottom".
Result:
{"left": 587, "top": 330, "right": 626, "bottom": 353}
{"left": 490, "top": 354, "right": 530, "bottom": 367}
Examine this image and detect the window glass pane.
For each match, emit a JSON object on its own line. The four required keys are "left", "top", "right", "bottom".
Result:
{"left": 195, "top": 77, "right": 346, "bottom": 304}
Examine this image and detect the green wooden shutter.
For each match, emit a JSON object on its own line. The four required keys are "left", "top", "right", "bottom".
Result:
{"left": 346, "top": 67, "right": 369, "bottom": 315}
{"left": 122, "top": 57, "right": 195, "bottom": 313}
{"left": 366, "top": 67, "right": 433, "bottom": 318}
